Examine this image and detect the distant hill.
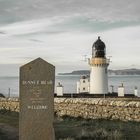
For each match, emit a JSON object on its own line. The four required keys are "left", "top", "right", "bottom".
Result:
{"left": 58, "top": 69, "right": 140, "bottom": 75}
{"left": 58, "top": 70, "right": 90, "bottom": 75}
{"left": 108, "top": 69, "right": 140, "bottom": 75}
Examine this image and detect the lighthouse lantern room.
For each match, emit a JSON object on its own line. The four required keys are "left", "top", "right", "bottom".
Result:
{"left": 89, "top": 37, "right": 109, "bottom": 94}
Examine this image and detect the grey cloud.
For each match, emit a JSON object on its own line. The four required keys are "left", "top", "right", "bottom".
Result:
{"left": 17, "top": 30, "right": 68, "bottom": 37}
{"left": 11, "top": 56, "right": 35, "bottom": 60}
{"left": 0, "top": 31, "right": 6, "bottom": 34}
{"left": 29, "top": 39, "right": 44, "bottom": 43}
{"left": 2, "top": 15, "right": 139, "bottom": 38}
{"left": 48, "top": 17, "right": 140, "bottom": 33}
{"left": 0, "top": 64, "right": 20, "bottom": 76}
{"left": 0, "top": 0, "right": 140, "bottom": 25}
{"left": 13, "top": 17, "right": 140, "bottom": 37}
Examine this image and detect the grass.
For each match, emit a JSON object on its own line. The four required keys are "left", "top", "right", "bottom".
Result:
{"left": 0, "top": 110, "right": 19, "bottom": 127}
{"left": 0, "top": 110, "right": 19, "bottom": 140}
{"left": 54, "top": 116, "right": 140, "bottom": 140}
{"left": 0, "top": 111, "right": 140, "bottom": 140}
{"left": 0, "top": 131, "right": 9, "bottom": 140}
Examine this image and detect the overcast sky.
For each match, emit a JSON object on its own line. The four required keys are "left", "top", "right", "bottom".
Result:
{"left": 0, "top": 0, "right": 140, "bottom": 76}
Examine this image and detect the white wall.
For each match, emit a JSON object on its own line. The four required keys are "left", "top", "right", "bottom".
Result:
{"left": 77, "top": 78, "right": 90, "bottom": 93}
{"left": 56, "top": 86, "right": 63, "bottom": 96}
{"left": 90, "top": 66, "right": 108, "bottom": 94}
{"left": 118, "top": 87, "right": 125, "bottom": 97}
{"left": 79, "top": 78, "right": 90, "bottom": 93}
{"left": 134, "top": 89, "right": 140, "bottom": 97}
{"left": 77, "top": 82, "right": 80, "bottom": 93}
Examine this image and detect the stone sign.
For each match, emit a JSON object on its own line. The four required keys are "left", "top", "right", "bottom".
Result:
{"left": 19, "top": 58, "right": 55, "bottom": 140}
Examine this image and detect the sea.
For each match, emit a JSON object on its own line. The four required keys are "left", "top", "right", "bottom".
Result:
{"left": 0, "top": 75, "right": 140, "bottom": 97}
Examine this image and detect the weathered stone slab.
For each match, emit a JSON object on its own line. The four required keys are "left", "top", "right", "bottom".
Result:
{"left": 19, "top": 58, "right": 55, "bottom": 140}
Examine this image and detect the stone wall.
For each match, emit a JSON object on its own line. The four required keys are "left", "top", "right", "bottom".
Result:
{"left": 0, "top": 98, "right": 19, "bottom": 112}
{"left": 0, "top": 98, "right": 140, "bottom": 122}
{"left": 54, "top": 98, "right": 140, "bottom": 122}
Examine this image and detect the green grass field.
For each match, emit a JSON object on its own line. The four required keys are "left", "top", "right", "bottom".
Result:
{"left": 0, "top": 110, "right": 19, "bottom": 127}
{"left": 0, "top": 110, "right": 140, "bottom": 140}
{"left": 0, "top": 110, "right": 19, "bottom": 140}
{"left": 55, "top": 116, "right": 140, "bottom": 140}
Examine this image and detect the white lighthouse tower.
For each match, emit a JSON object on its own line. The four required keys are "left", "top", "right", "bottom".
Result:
{"left": 89, "top": 37, "right": 109, "bottom": 94}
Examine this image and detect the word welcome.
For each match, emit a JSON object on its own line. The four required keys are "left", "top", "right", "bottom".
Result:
{"left": 27, "top": 105, "right": 47, "bottom": 110}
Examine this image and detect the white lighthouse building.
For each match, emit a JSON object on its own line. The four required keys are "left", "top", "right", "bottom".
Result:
{"left": 77, "top": 75, "right": 90, "bottom": 93}
{"left": 89, "top": 37, "right": 109, "bottom": 94}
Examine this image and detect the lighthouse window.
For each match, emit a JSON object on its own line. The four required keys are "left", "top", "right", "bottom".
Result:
{"left": 83, "top": 88, "right": 85, "bottom": 90}
{"left": 83, "top": 80, "right": 85, "bottom": 83}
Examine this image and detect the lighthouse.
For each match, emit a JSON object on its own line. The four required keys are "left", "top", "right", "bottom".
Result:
{"left": 89, "top": 37, "right": 109, "bottom": 94}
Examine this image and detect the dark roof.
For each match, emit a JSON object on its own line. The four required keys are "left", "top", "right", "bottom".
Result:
{"left": 92, "top": 36, "right": 105, "bottom": 50}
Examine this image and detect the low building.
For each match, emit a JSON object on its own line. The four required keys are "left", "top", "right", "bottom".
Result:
{"left": 77, "top": 75, "right": 90, "bottom": 93}
{"left": 134, "top": 87, "right": 140, "bottom": 97}
{"left": 118, "top": 83, "right": 125, "bottom": 97}
{"left": 56, "top": 82, "right": 64, "bottom": 96}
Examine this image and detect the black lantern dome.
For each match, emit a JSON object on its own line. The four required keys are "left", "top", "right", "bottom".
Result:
{"left": 92, "top": 36, "right": 106, "bottom": 58}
